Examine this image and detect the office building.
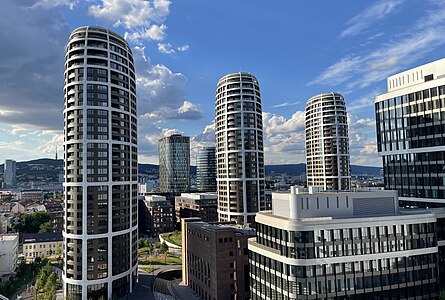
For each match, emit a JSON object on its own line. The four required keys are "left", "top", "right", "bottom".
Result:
{"left": 3, "top": 160, "right": 16, "bottom": 188}
{"left": 196, "top": 147, "right": 217, "bottom": 192}
{"left": 375, "top": 58, "right": 445, "bottom": 207}
{"left": 175, "top": 192, "right": 218, "bottom": 223}
{"left": 248, "top": 187, "right": 439, "bottom": 299}
{"left": 215, "top": 72, "right": 266, "bottom": 225}
{"left": 0, "top": 234, "right": 18, "bottom": 283}
{"left": 182, "top": 218, "right": 254, "bottom": 300}
{"left": 159, "top": 134, "right": 190, "bottom": 193}
{"left": 305, "top": 92, "right": 350, "bottom": 191}
{"left": 142, "top": 195, "right": 174, "bottom": 238}
{"left": 63, "top": 26, "right": 138, "bottom": 299}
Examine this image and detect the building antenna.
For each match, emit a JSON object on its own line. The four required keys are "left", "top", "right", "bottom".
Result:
{"left": 55, "top": 147, "right": 58, "bottom": 160}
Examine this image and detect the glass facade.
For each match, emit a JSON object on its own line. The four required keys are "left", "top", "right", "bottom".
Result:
{"left": 249, "top": 219, "right": 438, "bottom": 299}
{"left": 196, "top": 147, "right": 217, "bottom": 192}
{"left": 158, "top": 134, "right": 190, "bottom": 193}
{"left": 376, "top": 86, "right": 445, "bottom": 204}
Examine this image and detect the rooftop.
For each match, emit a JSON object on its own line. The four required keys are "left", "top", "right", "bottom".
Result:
{"left": 23, "top": 232, "right": 62, "bottom": 244}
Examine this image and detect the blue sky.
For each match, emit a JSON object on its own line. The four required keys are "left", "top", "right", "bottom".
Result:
{"left": 1, "top": 0, "right": 445, "bottom": 166}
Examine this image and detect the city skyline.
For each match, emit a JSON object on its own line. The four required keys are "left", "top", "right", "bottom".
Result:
{"left": 3, "top": 1, "right": 445, "bottom": 167}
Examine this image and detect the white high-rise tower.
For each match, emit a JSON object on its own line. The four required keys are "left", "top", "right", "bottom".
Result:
{"left": 63, "top": 26, "right": 138, "bottom": 300}
{"left": 305, "top": 92, "right": 350, "bottom": 191}
{"left": 215, "top": 72, "right": 265, "bottom": 225}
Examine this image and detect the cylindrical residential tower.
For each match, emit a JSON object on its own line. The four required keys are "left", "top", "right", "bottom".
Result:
{"left": 63, "top": 26, "right": 138, "bottom": 300}
{"left": 305, "top": 92, "right": 350, "bottom": 191}
{"left": 159, "top": 134, "right": 190, "bottom": 193}
{"left": 215, "top": 72, "right": 265, "bottom": 225}
{"left": 196, "top": 146, "right": 217, "bottom": 192}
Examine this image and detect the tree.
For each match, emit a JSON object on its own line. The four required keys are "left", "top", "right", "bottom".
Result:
{"left": 17, "top": 211, "right": 51, "bottom": 233}
{"left": 138, "top": 238, "right": 145, "bottom": 249}
{"left": 39, "top": 221, "right": 53, "bottom": 233}
{"left": 159, "top": 242, "right": 169, "bottom": 263}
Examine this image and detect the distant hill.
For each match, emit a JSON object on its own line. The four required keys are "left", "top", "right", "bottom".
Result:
{"left": 0, "top": 159, "right": 382, "bottom": 180}
{"left": 265, "top": 164, "right": 382, "bottom": 176}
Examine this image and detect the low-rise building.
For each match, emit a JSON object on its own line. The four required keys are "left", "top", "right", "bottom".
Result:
{"left": 249, "top": 187, "right": 439, "bottom": 299}
{"left": 182, "top": 218, "right": 255, "bottom": 300}
{"left": 143, "top": 195, "right": 174, "bottom": 238}
{"left": 22, "top": 232, "right": 63, "bottom": 260}
{"left": 0, "top": 234, "right": 19, "bottom": 282}
{"left": 175, "top": 193, "right": 218, "bottom": 223}
{"left": 20, "top": 189, "right": 43, "bottom": 202}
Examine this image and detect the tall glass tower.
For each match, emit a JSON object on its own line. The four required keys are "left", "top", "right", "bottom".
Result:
{"left": 63, "top": 26, "right": 138, "bottom": 300}
{"left": 215, "top": 72, "right": 265, "bottom": 225}
{"left": 305, "top": 92, "right": 350, "bottom": 191}
{"left": 159, "top": 134, "right": 190, "bottom": 193}
{"left": 196, "top": 146, "right": 217, "bottom": 192}
{"left": 4, "top": 159, "right": 16, "bottom": 188}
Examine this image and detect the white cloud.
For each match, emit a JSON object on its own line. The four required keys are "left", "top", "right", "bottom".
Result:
{"left": 125, "top": 24, "right": 167, "bottom": 41}
{"left": 177, "top": 44, "right": 190, "bottom": 52}
{"left": 31, "top": 0, "right": 78, "bottom": 9}
{"left": 310, "top": 1, "right": 445, "bottom": 90}
{"left": 348, "top": 90, "right": 382, "bottom": 112}
{"left": 134, "top": 47, "right": 203, "bottom": 121}
{"left": 89, "top": 0, "right": 170, "bottom": 29}
{"left": 36, "top": 132, "right": 64, "bottom": 155}
{"left": 341, "top": 0, "right": 404, "bottom": 38}
{"left": 157, "top": 42, "right": 175, "bottom": 54}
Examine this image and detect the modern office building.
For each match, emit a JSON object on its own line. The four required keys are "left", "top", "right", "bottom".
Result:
{"left": 215, "top": 72, "right": 266, "bottom": 225}
{"left": 182, "top": 218, "right": 255, "bottom": 300}
{"left": 63, "top": 26, "right": 138, "bottom": 300}
{"left": 196, "top": 147, "right": 217, "bottom": 192}
{"left": 3, "top": 160, "right": 16, "bottom": 188}
{"left": 175, "top": 192, "right": 218, "bottom": 223}
{"left": 375, "top": 58, "right": 445, "bottom": 207}
{"left": 142, "top": 195, "right": 174, "bottom": 238}
{"left": 305, "top": 93, "right": 350, "bottom": 191}
{"left": 249, "top": 187, "right": 439, "bottom": 299}
{"left": 159, "top": 134, "right": 190, "bottom": 193}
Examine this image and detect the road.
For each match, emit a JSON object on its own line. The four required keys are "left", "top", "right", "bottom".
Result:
{"left": 132, "top": 264, "right": 181, "bottom": 300}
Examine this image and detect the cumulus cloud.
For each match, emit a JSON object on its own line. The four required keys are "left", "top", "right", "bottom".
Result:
{"left": 37, "top": 132, "right": 64, "bottom": 155}
{"left": 125, "top": 24, "right": 167, "bottom": 41}
{"left": 89, "top": 0, "right": 170, "bottom": 29}
{"left": 157, "top": 42, "right": 175, "bottom": 54}
{"left": 341, "top": 0, "right": 404, "bottom": 38}
{"left": 310, "top": 1, "right": 445, "bottom": 89}
{"left": 262, "top": 111, "right": 306, "bottom": 164}
{"left": 134, "top": 46, "right": 203, "bottom": 122}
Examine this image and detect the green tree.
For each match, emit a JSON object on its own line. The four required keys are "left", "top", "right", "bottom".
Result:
{"left": 39, "top": 221, "right": 53, "bottom": 233}
{"left": 159, "top": 242, "right": 169, "bottom": 263}
{"left": 17, "top": 211, "right": 51, "bottom": 233}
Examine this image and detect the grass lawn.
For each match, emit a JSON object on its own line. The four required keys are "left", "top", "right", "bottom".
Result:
{"left": 160, "top": 231, "right": 182, "bottom": 247}
{"left": 139, "top": 254, "right": 182, "bottom": 265}
{"left": 138, "top": 265, "right": 159, "bottom": 273}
